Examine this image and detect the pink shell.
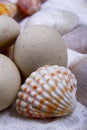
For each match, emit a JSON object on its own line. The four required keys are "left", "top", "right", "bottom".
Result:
{"left": 18, "top": 0, "right": 41, "bottom": 15}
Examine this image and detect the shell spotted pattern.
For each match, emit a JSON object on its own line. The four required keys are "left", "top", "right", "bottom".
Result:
{"left": 16, "top": 65, "right": 77, "bottom": 118}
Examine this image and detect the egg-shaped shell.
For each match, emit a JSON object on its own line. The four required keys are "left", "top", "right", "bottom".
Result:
{"left": 14, "top": 25, "right": 67, "bottom": 78}
{"left": 0, "top": 15, "right": 20, "bottom": 50}
{"left": 0, "top": 54, "right": 21, "bottom": 111}
{"left": 16, "top": 65, "right": 77, "bottom": 118}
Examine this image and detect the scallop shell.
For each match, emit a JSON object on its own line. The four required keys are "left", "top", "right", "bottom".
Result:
{"left": 0, "top": 1, "right": 18, "bottom": 17}
{"left": 16, "top": 65, "right": 77, "bottom": 118}
{"left": 18, "top": 0, "right": 41, "bottom": 15}
{"left": 63, "top": 25, "right": 87, "bottom": 53}
{"left": 68, "top": 55, "right": 87, "bottom": 106}
{"left": 25, "top": 9, "right": 80, "bottom": 35}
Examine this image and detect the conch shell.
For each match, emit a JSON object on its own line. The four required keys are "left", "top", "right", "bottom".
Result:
{"left": 16, "top": 65, "right": 77, "bottom": 118}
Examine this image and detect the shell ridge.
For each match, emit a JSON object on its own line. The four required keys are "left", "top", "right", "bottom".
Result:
{"left": 56, "top": 67, "right": 76, "bottom": 105}
{"left": 16, "top": 65, "right": 77, "bottom": 118}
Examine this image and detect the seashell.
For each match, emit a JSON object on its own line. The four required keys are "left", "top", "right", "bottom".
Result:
{"left": 24, "top": 9, "right": 80, "bottom": 35}
{"left": 68, "top": 53, "right": 87, "bottom": 107}
{"left": 42, "top": 0, "right": 87, "bottom": 25}
{"left": 16, "top": 65, "right": 77, "bottom": 118}
{"left": 18, "top": 0, "right": 41, "bottom": 15}
{"left": 7, "top": 0, "right": 18, "bottom": 4}
{"left": 0, "top": 1, "right": 18, "bottom": 17}
{"left": 67, "top": 49, "right": 83, "bottom": 67}
{"left": 63, "top": 25, "right": 87, "bottom": 54}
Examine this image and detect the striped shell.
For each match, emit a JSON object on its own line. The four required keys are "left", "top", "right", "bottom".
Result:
{"left": 16, "top": 65, "right": 77, "bottom": 118}
{"left": 0, "top": 1, "right": 18, "bottom": 17}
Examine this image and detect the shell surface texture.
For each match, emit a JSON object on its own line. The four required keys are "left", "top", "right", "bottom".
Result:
{"left": 0, "top": 0, "right": 18, "bottom": 17}
{"left": 25, "top": 9, "right": 80, "bottom": 35}
{"left": 16, "top": 65, "right": 77, "bottom": 118}
{"left": 63, "top": 25, "right": 87, "bottom": 53}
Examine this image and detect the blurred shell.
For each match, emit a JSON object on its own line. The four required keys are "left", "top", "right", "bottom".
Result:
{"left": 69, "top": 55, "right": 87, "bottom": 106}
{"left": 24, "top": 9, "right": 80, "bottom": 35}
{"left": 7, "top": 0, "right": 18, "bottom": 4}
{"left": 42, "top": 0, "right": 87, "bottom": 25}
{"left": 18, "top": 0, "right": 41, "bottom": 15}
{"left": 0, "top": 1, "right": 18, "bottom": 17}
{"left": 16, "top": 65, "right": 77, "bottom": 118}
{"left": 63, "top": 25, "right": 87, "bottom": 54}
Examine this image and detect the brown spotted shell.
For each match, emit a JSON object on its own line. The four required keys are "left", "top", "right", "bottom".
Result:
{"left": 16, "top": 65, "right": 77, "bottom": 118}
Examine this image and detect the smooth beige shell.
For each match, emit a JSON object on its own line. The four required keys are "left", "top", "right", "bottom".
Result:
{"left": 63, "top": 25, "right": 87, "bottom": 54}
{"left": 16, "top": 65, "right": 77, "bottom": 118}
{"left": 0, "top": 54, "right": 21, "bottom": 111}
{"left": 69, "top": 55, "right": 87, "bottom": 106}
{"left": 14, "top": 25, "right": 67, "bottom": 78}
{"left": 0, "top": 15, "right": 20, "bottom": 50}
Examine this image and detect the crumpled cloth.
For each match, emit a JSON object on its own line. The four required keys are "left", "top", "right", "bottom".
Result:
{"left": 0, "top": 102, "right": 87, "bottom": 130}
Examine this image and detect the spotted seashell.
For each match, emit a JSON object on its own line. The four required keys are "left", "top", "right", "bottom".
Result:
{"left": 16, "top": 65, "right": 77, "bottom": 118}
{"left": 0, "top": 1, "right": 18, "bottom": 17}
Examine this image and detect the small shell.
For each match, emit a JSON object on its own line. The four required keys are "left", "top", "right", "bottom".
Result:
{"left": 69, "top": 55, "right": 87, "bottom": 106}
{"left": 25, "top": 9, "right": 80, "bottom": 35}
{"left": 0, "top": 1, "right": 18, "bottom": 17}
{"left": 16, "top": 65, "right": 77, "bottom": 118}
{"left": 18, "top": 0, "right": 41, "bottom": 15}
{"left": 63, "top": 25, "right": 87, "bottom": 54}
